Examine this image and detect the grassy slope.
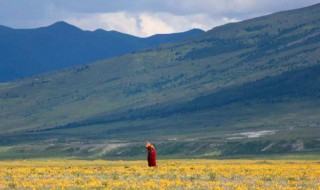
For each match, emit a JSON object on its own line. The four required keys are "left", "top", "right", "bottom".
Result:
{"left": 0, "top": 4, "right": 320, "bottom": 159}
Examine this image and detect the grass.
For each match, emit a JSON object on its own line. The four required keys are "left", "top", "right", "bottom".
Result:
{"left": 238, "top": 151, "right": 320, "bottom": 160}
{"left": 0, "top": 98, "right": 319, "bottom": 159}
{"left": 0, "top": 159, "right": 319, "bottom": 189}
{"left": 0, "top": 147, "right": 11, "bottom": 153}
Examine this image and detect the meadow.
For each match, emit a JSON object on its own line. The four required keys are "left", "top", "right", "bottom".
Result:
{"left": 0, "top": 159, "right": 319, "bottom": 189}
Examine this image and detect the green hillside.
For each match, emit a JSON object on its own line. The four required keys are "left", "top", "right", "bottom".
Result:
{"left": 0, "top": 3, "right": 320, "bottom": 159}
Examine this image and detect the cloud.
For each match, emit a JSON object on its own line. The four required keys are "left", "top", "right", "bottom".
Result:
{"left": 0, "top": 0, "right": 319, "bottom": 36}
{"left": 66, "top": 12, "right": 140, "bottom": 35}
{"left": 65, "top": 12, "right": 194, "bottom": 37}
{"left": 138, "top": 13, "right": 176, "bottom": 36}
{"left": 49, "top": 0, "right": 320, "bottom": 16}
{"left": 0, "top": 0, "right": 71, "bottom": 28}
{"left": 65, "top": 11, "right": 239, "bottom": 37}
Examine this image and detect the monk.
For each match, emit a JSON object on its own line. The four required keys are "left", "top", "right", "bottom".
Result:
{"left": 146, "top": 142, "right": 156, "bottom": 167}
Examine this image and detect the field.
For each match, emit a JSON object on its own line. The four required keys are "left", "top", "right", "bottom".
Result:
{"left": 0, "top": 159, "right": 319, "bottom": 189}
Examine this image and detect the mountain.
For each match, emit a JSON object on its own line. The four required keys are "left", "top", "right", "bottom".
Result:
{"left": 0, "top": 4, "right": 320, "bottom": 159}
{"left": 0, "top": 22, "right": 204, "bottom": 82}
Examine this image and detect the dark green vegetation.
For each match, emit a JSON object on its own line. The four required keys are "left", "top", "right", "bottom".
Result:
{"left": 0, "top": 21, "right": 204, "bottom": 82}
{"left": 1, "top": 4, "right": 320, "bottom": 159}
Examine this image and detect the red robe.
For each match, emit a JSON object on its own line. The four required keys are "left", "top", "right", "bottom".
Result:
{"left": 147, "top": 148, "right": 156, "bottom": 167}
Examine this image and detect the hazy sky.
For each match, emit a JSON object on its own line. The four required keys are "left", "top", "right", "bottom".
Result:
{"left": 0, "top": 0, "right": 319, "bottom": 37}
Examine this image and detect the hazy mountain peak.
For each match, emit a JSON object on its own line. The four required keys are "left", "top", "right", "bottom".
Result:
{"left": 45, "top": 21, "right": 82, "bottom": 31}
{"left": 186, "top": 28, "right": 205, "bottom": 33}
{"left": 0, "top": 22, "right": 205, "bottom": 82}
{"left": 0, "top": 25, "right": 13, "bottom": 30}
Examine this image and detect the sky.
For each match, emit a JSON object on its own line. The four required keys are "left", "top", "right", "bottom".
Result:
{"left": 0, "top": 0, "right": 319, "bottom": 37}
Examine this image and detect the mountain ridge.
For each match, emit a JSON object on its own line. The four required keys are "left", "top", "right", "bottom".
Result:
{"left": 0, "top": 21, "right": 204, "bottom": 82}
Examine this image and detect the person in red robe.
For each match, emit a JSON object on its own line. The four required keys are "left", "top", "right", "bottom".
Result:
{"left": 146, "top": 142, "right": 156, "bottom": 167}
